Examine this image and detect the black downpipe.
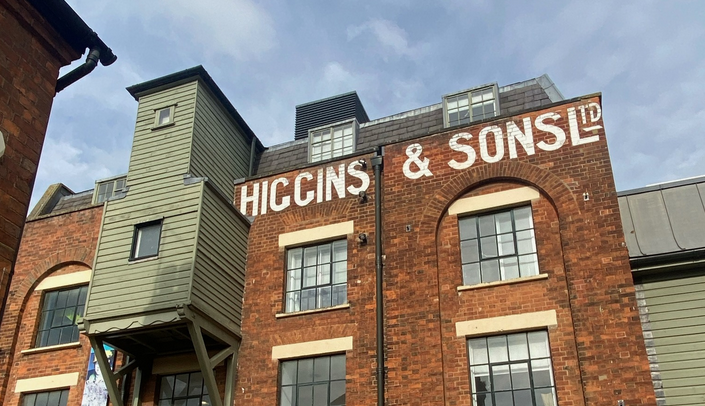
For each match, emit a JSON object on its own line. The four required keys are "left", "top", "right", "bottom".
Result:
{"left": 56, "top": 46, "right": 110, "bottom": 93}
{"left": 371, "top": 148, "right": 385, "bottom": 406}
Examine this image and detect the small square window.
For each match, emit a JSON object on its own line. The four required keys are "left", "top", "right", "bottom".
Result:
{"left": 444, "top": 85, "right": 499, "bottom": 127}
{"left": 159, "top": 372, "right": 210, "bottom": 406}
{"left": 458, "top": 206, "right": 538, "bottom": 286}
{"left": 35, "top": 285, "right": 88, "bottom": 348}
{"left": 94, "top": 175, "right": 127, "bottom": 204}
{"left": 467, "top": 331, "right": 557, "bottom": 406}
{"left": 154, "top": 106, "right": 175, "bottom": 128}
{"left": 285, "top": 240, "right": 347, "bottom": 313}
{"left": 279, "top": 354, "right": 346, "bottom": 406}
{"left": 131, "top": 220, "right": 162, "bottom": 260}
{"left": 309, "top": 121, "right": 357, "bottom": 163}
{"left": 23, "top": 389, "right": 70, "bottom": 406}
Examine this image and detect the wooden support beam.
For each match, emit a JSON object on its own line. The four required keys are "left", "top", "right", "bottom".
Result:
{"left": 188, "top": 322, "right": 224, "bottom": 406}
{"left": 89, "top": 336, "right": 124, "bottom": 406}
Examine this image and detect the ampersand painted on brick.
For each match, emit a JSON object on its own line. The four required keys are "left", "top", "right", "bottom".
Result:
{"left": 403, "top": 143, "right": 433, "bottom": 180}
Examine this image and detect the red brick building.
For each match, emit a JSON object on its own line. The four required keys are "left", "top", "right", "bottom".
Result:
{"left": 0, "top": 0, "right": 115, "bottom": 326}
{"left": 0, "top": 69, "right": 657, "bottom": 406}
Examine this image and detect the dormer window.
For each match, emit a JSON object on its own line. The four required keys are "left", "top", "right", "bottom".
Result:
{"left": 94, "top": 175, "right": 127, "bottom": 204}
{"left": 309, "top": 120, "right": 357, "bottom": 163}
{"left": 443, "top": 84, "right": 499, "bottom": 127}
{"left": 154, "top": 105, "right": 175, "bottom": 128}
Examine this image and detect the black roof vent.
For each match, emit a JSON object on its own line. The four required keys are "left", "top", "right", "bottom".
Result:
{"left": 294, "top": 91, "right": 369, "bottom": 140}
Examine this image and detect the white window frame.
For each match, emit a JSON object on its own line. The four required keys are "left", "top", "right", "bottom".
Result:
{"left": 153, "top": 105, "right": 176, "bottom": 128}
{"left": 443, "top": 83, "right": 499, "bottom": 128}
{"left": 93, "top": 174, "right": 127, "bottom": 204}
{"left": 308, "top": 119, "right": 358, "bottom": 163}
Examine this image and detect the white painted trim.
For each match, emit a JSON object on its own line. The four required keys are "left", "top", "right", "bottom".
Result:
{"left": 35, "top": 271, "right": 91, "bottom": 291}
{"left": 278, "top": 221, "right": 354, "bottom": 248}
{"left": 457, "top": 274, "right": 548, "bottom": 292}
{"left": 272, "top": 336, "right": 353, "bottom": 360}
{"left": 455, "top": 310, "right": 557, "bottom": 337}
{"left": 448, "top": 187, "right": 540, "bottom": 216}
{"left": 14, "top": 372, "right": 79, "bottom": 393}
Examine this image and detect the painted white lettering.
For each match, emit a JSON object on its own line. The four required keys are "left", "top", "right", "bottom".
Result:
{"left": 579, "top": 105, "right": 588, "bottom": 124}
{"left": 260, "top": 180, "right": 269, "bottom": 215}
{"left": 347, "top": 161, "right": 370, "bottom": 195}
{"left": 240, "top": 183, "right": 259, "bottom": 216}
{"left": 507, "top": 118, "right": 535, "bottom": 159}
{"left": 568, "top": 107, "right": 599, "bottom": 145}
{"left": 326, "top": 164, "right": 346, "bottom": 201}
{"left": 588, "top": 102, "right": 602, "bottom": 123}
{"left": 316, "top": 168, "right": 324, "bottom": 203}
{"left": 270, "top": 178, "right": 290, "bottom": 212}
{"left": 478, "top": 126, "right": 504, "bottom": 163}
{"left": 448, "top": 132, "right": 476, "bottom": 170}
{"left": 535, "top": 112, "right": 566, "bottom": 152}
{"left": 403, "top": 143, "right": 433, "bottom": 179}
{"left": 294, "top": 172, "right": 314, "bottom": 207}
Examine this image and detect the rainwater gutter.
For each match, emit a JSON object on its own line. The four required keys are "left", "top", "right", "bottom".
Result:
{"left": 371, "top": 147, "right": 385, "bottom": 406}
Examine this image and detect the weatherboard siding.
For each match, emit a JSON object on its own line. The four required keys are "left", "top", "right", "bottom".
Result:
{"left": 190, "top": 84, "right": 251, "bottom": 196}
{"left": 639, "top": 272, "right": 705, "bottom": 406}
{"left": 190, "top": 183, "right": 249, "bottom": 333}
{"left": 127, "top": 80, "right": 198, "bottom": 180}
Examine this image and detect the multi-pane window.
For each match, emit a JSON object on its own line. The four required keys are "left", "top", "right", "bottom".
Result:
{"left": 23, "top": 389, "right": 69, "bottom": 406}
{"left": 35, "top": 285, "right": 87, "bottom": 347}
{"left": 158, "top": 372, "right": 210, "bottom": 406}
{"left": 131, "top": 220, "right": 162, "bottom": 260}
{"left": 94, "top": 176, "right": 127, "bottom": 204}
{"left": 468, "top": 331, "right": 557, "bottom": 406}
{"left": 154, "top": 106, "right": 175, "bottom": 127}
{"left": 285, "top": 240, "right": 347, "bottom": 313}
{"left": 459, "top": 206, "right": 538, "bottom": 286}
{"left": 309, "top": 122, "right": 355, "bottom": 162}
{"left": 280, "top": 354, "right": 346, "bottom": 406}
{"left": 445, "top": 86, "right": 498, "bottom": 127}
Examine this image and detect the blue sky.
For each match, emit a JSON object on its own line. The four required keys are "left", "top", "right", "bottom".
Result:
{"left": 34, "top": 0, "right": 705, "bottom": 208}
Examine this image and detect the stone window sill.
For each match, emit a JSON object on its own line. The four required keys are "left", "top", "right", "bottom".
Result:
{"left": 275, "top": 303, "right": 350, "bottom": 319}
{"left": 457, "top": 273, "right": 548, "bottom": 292}
{"left": 21, "top": 342, "right": 82, "bottom": 355}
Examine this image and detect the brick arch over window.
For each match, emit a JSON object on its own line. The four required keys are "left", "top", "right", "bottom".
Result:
{"left": 0, "top": 250, "right": 93, "bottom": 400}
{"left": 418, "top": 160, "right": 581, "bottom": 241}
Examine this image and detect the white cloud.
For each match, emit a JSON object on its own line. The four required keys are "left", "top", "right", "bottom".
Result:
{"left": 142, "top": 0, "right": 277, "bottom": 62}
{"left": 347, "top": 19, "right": 426, "bottom": 60}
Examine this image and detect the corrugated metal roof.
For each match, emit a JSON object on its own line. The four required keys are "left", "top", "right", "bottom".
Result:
{"left": 618, "top": 176, "right": 705, "bottom": 259}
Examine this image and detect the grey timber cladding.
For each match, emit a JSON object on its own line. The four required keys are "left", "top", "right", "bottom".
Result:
{"left": 294, "top": 91, "right": 369, "bottom": 140}
{"left": 190, "top": 83, "right": 252, "bottom": 196}
{"left": 128, "top": 80, "right": 199, "bottom": 181}
{"left": 619, "top": 177, "right": 705, "bottom": 258}
{"left": 85, "top": 180, "right": 202, "bottom": 320}
{"left": 636, "top": 272, "right": 705, "bottom": 406}
{"left": 191, "top": 182, "right": 249, "bottom": 334}
{"left": 254, "top": 81, "right": 553, "bottom": 177}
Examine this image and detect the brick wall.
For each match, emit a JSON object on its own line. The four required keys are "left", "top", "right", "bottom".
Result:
{"left": 234, "top": 95, "right": 656, "bottom": 405}
{"left": 0, "top": 0, "right": 80, "bottom": 317}
{"left": 0, "top": 205, "right": 102, "bottom": 405}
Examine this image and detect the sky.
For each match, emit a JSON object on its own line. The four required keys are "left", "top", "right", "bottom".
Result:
{"left": 33, "top": 0, "right": 705, "bottom": 208}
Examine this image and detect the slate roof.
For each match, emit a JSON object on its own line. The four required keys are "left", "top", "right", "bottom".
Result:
{"left": 618, "top": 176, "right": 705, "bottom": 263}
{"left": 254, "top": 75, "right": 563, "bottom": 178}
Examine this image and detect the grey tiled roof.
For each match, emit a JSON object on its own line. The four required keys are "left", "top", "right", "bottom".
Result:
{"left": 253, "top": 76, "right": 561, "bottom": 178}
{"left": 50, "top": 190, "right": 95, "bottom": 214}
